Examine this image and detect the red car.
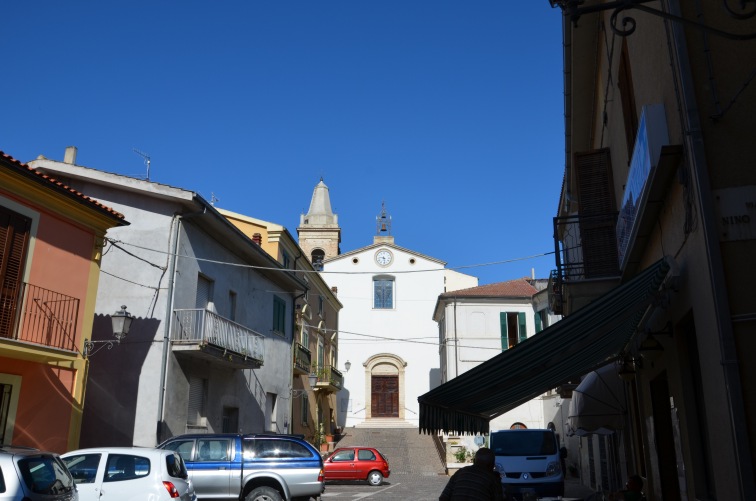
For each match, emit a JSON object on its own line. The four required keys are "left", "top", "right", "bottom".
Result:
{"left": 323, "top": 447, "right": 390, "bottom": 486}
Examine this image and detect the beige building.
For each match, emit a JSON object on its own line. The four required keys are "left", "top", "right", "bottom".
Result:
{"left": 420, "top": 2, "right": 755, "bottom": 499}
{"left": 220, "top": 209, "right": 343, "bottom": 450}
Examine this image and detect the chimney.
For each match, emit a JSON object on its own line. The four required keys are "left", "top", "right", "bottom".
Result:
{"left": 331, "top": 286, "right": 338, "bottom": 295}
{"left": 252, "top": 233, "right": 262, "bottom": 245}
{"left": 531, "top": 268, "right": 535, "bottom": 280}
{"left": 64, "top": 146, "right": 78, "bottom": 165}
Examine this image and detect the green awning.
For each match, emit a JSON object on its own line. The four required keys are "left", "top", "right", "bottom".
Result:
{"left": 418, "top": 258, "right": 671, "bottom": 435}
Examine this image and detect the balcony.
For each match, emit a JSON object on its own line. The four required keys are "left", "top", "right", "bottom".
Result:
{"left": 552, "top": 213, "right": 621, "bottom": 315}
{"left": 171, "top": 309, "right": 265, "bottom": 369}
{"left": 0, "top": 282, "right": 79, "bottom": 354}
{"left": 294, "top": 343, "right": 311, "bottom": 375}
{"left": 312, "top": 365, "right": 343, "bottom": 393}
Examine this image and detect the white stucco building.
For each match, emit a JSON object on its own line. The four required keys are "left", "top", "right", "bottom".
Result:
{"left": 433, "top": 278, "right": 562, "bottom": 441}
{"left": 304, "top": 197, "right": 477, "bottom": 429}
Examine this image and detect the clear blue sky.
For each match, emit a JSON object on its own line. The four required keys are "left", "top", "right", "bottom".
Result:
{"left": 2, "top": 1, "right": 565, "bottom": 285}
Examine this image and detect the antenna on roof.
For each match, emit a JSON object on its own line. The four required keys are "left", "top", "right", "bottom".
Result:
{"left": 211, "top": 193, "right": 220, "bottom": 206}
{"left": 133, "top": 148, "right": 151, "bottom": 181}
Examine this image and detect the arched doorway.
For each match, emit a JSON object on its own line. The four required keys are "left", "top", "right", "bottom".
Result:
{"left": 364, "top": 354, "right": 407, "bottom": 420}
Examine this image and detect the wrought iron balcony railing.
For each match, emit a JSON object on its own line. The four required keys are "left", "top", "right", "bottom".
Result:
{"left": 553, "top": 212, "right": 621, "bottom": 282}
{"left": 0, "top": 282, "right": 80, "bottom": 353}
{"left": 312, "top": 364, "right": 343, "bottom": 392}
{"left": 294, "top": 342, "right": 311, "bottom": 374}
{"left": 171, "top": 309, "right": 264, "bottom": 364}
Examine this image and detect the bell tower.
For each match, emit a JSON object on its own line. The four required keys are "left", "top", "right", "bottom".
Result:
{"left": 298, "top": 178, "right": 341, "bottom": 269}
{"left": 373, "top": 201, "right": 395, "bottom": 245}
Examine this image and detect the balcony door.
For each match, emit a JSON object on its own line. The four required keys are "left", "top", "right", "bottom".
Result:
{"left": 0, "top": 207, "right": 31, "bottom": 339}
{"left": 371, "top": 375, "right": 399, "bottom": 417}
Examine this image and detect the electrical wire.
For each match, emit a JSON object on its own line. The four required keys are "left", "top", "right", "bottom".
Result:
{"left": 105, "top": 237, "right": 554, "bottom": 276}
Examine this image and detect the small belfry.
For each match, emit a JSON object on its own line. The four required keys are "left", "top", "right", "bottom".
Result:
{"left": 297, "top": 178, "right": 341, "bottom": 269}
{"left": 374, "top": 201, "right": 394, "bottom": 245}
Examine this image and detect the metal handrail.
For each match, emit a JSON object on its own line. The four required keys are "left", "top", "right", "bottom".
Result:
{"left": 171, "top": 308, "right": 265, "bottom": 363}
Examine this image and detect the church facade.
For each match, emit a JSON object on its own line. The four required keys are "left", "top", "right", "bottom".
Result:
{"left": 298, "top": 182, "right": 477, "bottom": 428}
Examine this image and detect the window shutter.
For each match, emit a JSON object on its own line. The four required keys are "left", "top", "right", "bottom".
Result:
{"left": 518, "top": 312, "right": 527, "bottom": 342}
{"left": 0, "top": 208, "right": 31, "bottom": 338}
{"left": 187, "top": 377, "right": 206, "bottom": 426}
{"left": 500, "top": 312, "right": 508, "bottom": 351}
{"left": 196, "top": 276, "right": 211, "bottom": 309}
{"left": 575, "top": 149, "right": 620, "bottom": 278}
{"left": 535, "top": 311, "right": 543, "bottom": 333}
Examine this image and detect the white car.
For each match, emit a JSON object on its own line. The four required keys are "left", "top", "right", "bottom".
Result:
{"left": 61, "top": 447, "right": 196, "bottom": 501}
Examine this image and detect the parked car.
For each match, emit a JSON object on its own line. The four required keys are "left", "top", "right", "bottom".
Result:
{"left": 158, "top": 433, "right": 324, "bottom": 501}
{"left": 61, "top": 447, "right": 195, "bottom": 501}
{"left": 0, "top": 445, "right": 78, "bottom": 500}
{"left": 322, "top": 447, "right": 390, "bottom": 486}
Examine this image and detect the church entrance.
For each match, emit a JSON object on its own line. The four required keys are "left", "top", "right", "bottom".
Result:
{"left": 371, "top": 375, "right": 399, "bottom": 417}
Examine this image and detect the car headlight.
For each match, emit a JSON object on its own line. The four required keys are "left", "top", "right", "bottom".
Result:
{"left": 546, "top": 461, "right": 562, "bottom": 477}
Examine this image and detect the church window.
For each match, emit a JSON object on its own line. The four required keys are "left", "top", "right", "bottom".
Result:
{"left": 373, "top": 277, "right": 394, "bottom": 309}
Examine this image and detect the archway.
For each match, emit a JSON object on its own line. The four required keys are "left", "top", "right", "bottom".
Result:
{"left": 364, "top": 354, "right": 407, "bottom": 420}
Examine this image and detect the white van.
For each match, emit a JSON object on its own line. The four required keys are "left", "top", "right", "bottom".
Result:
{"left": 490, "top": 429, "right": 564, "bottom": 499}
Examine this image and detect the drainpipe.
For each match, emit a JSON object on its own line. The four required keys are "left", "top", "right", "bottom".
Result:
{"left": 665, "top": 0, "right": 755, "bottom": 495}
{"left": 156, "top": 214, "right": 181, "bottom": 443}
{"left": 453, "top": 299, "right": 459, "bottom": 378}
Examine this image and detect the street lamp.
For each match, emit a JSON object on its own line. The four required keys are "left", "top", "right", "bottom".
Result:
{"left": 344, "top": 360, "right": 351, "bottom": 373}
{"left": 83, "top": 305, "right": 134, "bottom": 357}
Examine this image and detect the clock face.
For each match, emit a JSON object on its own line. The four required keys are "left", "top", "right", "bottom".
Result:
{"left": 375, "top": 250, "right": 392, "bottom": 266}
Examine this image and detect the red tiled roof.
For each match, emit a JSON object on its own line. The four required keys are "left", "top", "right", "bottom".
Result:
{"left": 0, "top": 150, "right": 127, "bottom": 223}
{"left": 442, "top": 278, "right": 538, "bottom": 298}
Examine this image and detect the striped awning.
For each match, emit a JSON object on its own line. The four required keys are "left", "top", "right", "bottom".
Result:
{"left": 418, "top": 258, "right": 671, "bottom": 435}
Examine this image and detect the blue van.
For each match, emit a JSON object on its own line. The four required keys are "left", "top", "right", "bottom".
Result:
{"left": 490, "top": 429, "right": 564, "bottom": 499}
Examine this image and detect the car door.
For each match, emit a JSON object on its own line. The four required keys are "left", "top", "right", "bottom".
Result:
{"left": 62, "top": 452, "right": 106, "bottom": 500}
{"left": 190, "top": 438, "right": 233, "bottom": 498}
{"left": 327, "top": 449, "right": 356, "bottom": 480}
{"left": 354, "top": 449, "right": 377, "bottom": 479}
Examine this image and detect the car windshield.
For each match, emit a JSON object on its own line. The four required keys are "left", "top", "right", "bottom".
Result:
{"left": 491, "top": 431, "right": 557, "bottom": 456}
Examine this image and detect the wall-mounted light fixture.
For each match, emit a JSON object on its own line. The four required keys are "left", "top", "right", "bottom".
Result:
{"left": 344, "top": 360, "right": 351, "bottom": 373}
{"left": 548, "top": 0, "right": 756, "bottom": 40}
{"left": 84, "top": 305, "right": 133, "bottom": 358}
{"left": 618, "top": 355, "right": 640, "bottom": 382}
{"left": 308, "top": 372, "right": 319, "bottom": 389}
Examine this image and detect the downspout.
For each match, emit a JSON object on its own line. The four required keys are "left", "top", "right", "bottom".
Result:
{"left": 156, "top": 214, "right": 182, "bottom": 443}
{"left": 665, "top": 0, "right": 755, "bottom": 495}
{"left": 453, "top": 299, "right": 458, "bottom": 378}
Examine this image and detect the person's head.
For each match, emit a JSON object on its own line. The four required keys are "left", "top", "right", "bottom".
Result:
{"left": 473, "top": 447, "right": 496, "bottom": 469}
{"left": 626, "top": 474, "right": 643, "bottom": 492}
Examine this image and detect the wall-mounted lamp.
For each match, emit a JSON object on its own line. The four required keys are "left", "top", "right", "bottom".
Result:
{"left": 639, "top": 335, "right": 664, "bottom": 362}
{"left": 344, "top": 360, "right": 351, "bottom": 373}
{"left": 618, "top": 356, "right": 640, "bottom": 382}
{"left": 308, "top": 372, "right": 319, "bottom": 389}
{"left": 84, "top": 305, "right": 133, "bottom": 358}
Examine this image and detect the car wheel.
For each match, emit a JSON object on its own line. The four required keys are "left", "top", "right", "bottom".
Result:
{"left": 367, "top": 470, "right": 384, "bottom": 486}
{"left": 246, "top": 486, "right": 283, "bottom": 501}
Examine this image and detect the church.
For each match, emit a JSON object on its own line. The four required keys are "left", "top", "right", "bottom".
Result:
{"left": 297, "top": 179, "right": 478, "bottom": 428}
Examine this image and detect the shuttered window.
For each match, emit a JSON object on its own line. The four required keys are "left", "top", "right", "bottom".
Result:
{"left": 196, "top": 275, "right": 212, "bottom": 309}
{"left": 500, "top": 312, "right": 528, "bottom": 350}
{"left": 0, "top": 206, "right": 31, "bottom": 339}
{"left": 535, "top": 311, "right": 543, "bottom": 333}
{"left": 273, "top": 296, "right": 286, "bottom": 335}
{"left": 187, "top": 377, "right": 207, "bottom": 426}
{"left": 575, "top": 149, "right": 620, "bottom": 278}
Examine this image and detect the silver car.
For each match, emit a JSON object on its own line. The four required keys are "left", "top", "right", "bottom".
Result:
{"left": 62, "top": 447, "right": 195, "bottom": 501}
{"left": 0, "top": 445, "right": 78, "bottom": 500}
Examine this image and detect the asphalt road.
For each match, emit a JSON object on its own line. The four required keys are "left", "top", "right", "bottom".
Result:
{"left": 320, "top": 473, "right": 450, "bottom": 500}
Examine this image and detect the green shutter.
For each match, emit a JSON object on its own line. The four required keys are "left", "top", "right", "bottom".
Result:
{"left": 535, "top": 312, "right": 543, "bottom": 333}
{"left": 518, "top": 312, "right": 527, "bottom": 342}
{"left": 500, "top": 312, "right": 508, "bottom": 351}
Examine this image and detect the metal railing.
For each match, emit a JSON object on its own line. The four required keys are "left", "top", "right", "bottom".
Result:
{"left": 294, "top": 343, "right": 311, "bottom": 373}
{"left": 0, "top": 282, "right": 79, "bottom": 352}
{"left": 553, "top": 212, "right": 621, "bottom": 282}
{"left": 171, "top": 309, "right": 264, "bottom": 363}
{"left": 312, "top": 364, "right": 344, "bottom": 390}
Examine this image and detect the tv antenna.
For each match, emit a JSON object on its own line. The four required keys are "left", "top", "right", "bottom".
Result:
{"left": 133, "top": 148, "right": 151, "bottom": 180}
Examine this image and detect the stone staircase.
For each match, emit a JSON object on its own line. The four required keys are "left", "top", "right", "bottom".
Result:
{"left": 335, "top": 424, "right": 447, "bottom": 476}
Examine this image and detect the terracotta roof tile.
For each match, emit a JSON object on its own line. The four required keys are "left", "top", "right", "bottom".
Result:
{"left": 1, "top": 150, "right": 127, "bottom": 223}
{"left": 442, "top": 278, "right": 538, "bottom": 298}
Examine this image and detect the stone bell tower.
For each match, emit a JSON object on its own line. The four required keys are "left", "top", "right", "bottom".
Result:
{"left": 297, "top": 178, "right": 341, "bottom": 269}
